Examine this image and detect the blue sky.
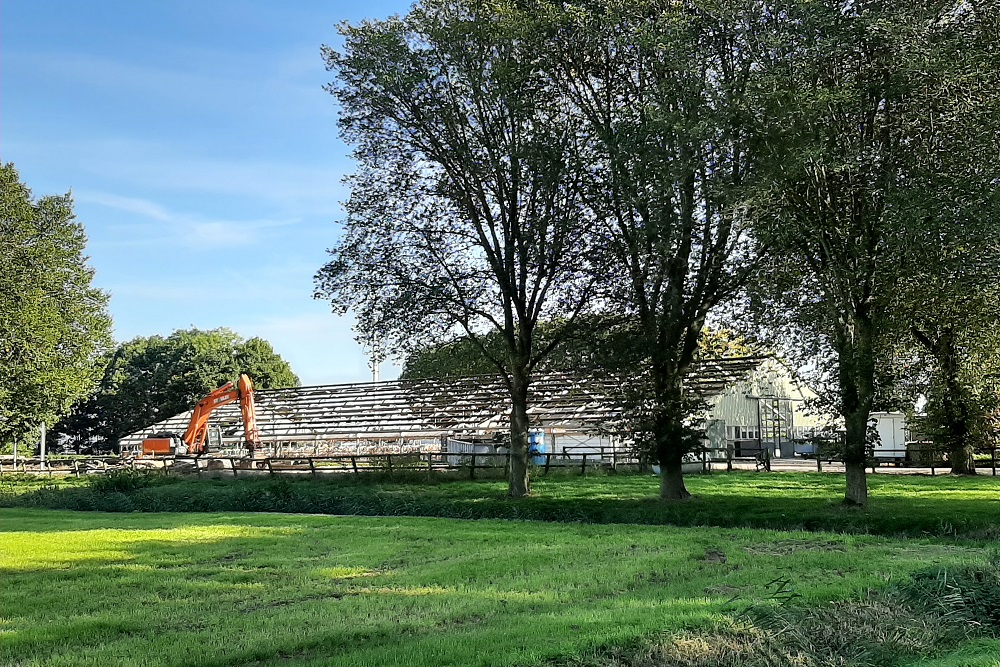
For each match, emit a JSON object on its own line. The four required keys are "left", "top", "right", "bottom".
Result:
{"left": 2, "top": 1, "right": 412, "bottom": 386}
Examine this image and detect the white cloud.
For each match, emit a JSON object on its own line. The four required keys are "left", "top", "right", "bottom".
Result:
{"left": 82, "top": 192, "right": 172, "bottom": 221}
{"left": 78, "top": 189, "right": 299, "bottom": 248}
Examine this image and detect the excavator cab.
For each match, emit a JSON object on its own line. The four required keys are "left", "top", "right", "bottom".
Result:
{"left": 142, "top": 432, "right": 188, "bottom": 456}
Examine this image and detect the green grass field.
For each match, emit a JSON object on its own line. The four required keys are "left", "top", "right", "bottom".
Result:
{"left": 4, "top": 472, "right": 1000, "bottom": 665}
{"left": 6, "top": 470, "right": 1000, "bottom": 538}
{"left": 2, "top": 508, "right": 999, "bottom": 667}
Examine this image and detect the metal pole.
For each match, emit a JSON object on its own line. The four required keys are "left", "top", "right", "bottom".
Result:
{"left": 39, "top": 422, "right": 47, "bottom": 470}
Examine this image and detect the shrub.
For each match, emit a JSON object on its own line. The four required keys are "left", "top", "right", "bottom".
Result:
{"left": 87, "top": 470, "right": 176, "bottom": 494}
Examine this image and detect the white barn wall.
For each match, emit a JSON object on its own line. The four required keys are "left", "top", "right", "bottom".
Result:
{"left": 707, "top": 358, "right": 832, "bottom": 455}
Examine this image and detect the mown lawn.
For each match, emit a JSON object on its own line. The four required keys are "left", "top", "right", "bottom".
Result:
{"left": 5, "top": 470, "right": 1000, "bottom": 538}
{"left": 1, "top": 508, "right": 997, "bottom": 667}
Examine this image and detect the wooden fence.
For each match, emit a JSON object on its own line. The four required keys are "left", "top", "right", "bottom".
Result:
{"left": 5, "top": 443, "right": 998, "bottom": 478}
{"left": 0, "top": 450, "right": 641, "bottom": 479}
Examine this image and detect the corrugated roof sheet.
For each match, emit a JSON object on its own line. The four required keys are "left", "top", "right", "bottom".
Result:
{"left": 118, "top": 356, "right": 768, "bottom": 447}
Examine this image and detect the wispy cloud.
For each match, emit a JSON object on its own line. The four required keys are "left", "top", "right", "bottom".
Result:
{"left": 79, "top": 190, "right": 299, "bottom": 248}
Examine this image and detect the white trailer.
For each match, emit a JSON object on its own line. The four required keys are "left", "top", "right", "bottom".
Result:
{"left": 871, "top": 412, "right": 907, "bottom": 460}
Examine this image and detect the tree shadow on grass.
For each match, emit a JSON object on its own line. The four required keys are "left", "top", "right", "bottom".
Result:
{"left": 3, "top": 470, "right": 1000, "bottom": 539}
{"left": 1, "top": 505, "right": 995, "bottom": 666}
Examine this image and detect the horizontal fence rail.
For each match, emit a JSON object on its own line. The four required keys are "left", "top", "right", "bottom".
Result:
{"left": 3, "top": 443, "right": 998, "bottom": 478}
{"left": 0, "top": 450, "right": 643, "bottom": 479}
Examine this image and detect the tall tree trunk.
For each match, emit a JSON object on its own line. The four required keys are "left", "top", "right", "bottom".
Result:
{"left": 941, "top": 335, "right": 976, "bottom": 475}
{"left": 658, "top": 445, "right": 691, "bottom": 500}
{"left": 949, "top": 439, "right": 976, "bottom": 475}
{"left": 839, "top": 316, "right": 875, "bottom": 506}
{"left": 653, "top": 368, "right": 691, "bottom": 500}
{"left": 508, "top": 369, "right": 531, "bottom": 498}
{"left": 843, "top": 408, "right": 870, "bottom": 506}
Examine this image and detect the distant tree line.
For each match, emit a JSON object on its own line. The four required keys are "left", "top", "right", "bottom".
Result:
{"left": 52, "top": 328, "right": 299, "bottom": 453}
{"left": 0, "top": 165, "right": 299, "bottom": 455}
{"left": 316, "top": 0, "right": 1000, "bottom": 503}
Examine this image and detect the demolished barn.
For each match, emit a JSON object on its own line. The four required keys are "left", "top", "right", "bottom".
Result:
{"left": 119, "top": 355, "right": 825, "bottom": 458}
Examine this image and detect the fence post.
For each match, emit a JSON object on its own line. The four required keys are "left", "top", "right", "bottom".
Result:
{"left": 266, "top": 458, "right": 274, "bottom": 476}
{"left": 993, "top": 447, "right": 997, "bottom": 477}
{"left": 580, "top": 453, "right": 588, "bottom": 476}
{"left": 351, "top": 456, "right": 359, "bottom": 475}
{"left": 469, "top": 453, "right": 477, "bottom": 480}
{"left": 309, "top": 458, "right": 317, "bottom": 478}
{"left": 232, "top": 458, "right": 239, "bottom": 478}
{"left": 162, "top": 458, "right": 168, "bottom": 475}
{"left": 195, "top": 458, "right": 202, "bottom": 478}
{"left": 544, "top": 452, "right": 552, "bottom": 476}
{"left": 386, "top": 455, "right": 393, "bottom": 476}
{"left": 727, "top": 444, "right": 733, "bottom": 472}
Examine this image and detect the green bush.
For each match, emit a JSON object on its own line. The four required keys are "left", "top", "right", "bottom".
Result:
{"left": 87, "top": 470, "right": 177, "bottom": 494}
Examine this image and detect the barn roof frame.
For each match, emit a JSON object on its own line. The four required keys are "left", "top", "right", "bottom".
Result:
{"left": 118, "top": 356, "right": 770, "bottom": 447}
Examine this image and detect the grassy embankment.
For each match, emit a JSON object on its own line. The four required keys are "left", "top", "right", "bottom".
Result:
{"left": 4, "top": 470, "right": 1000, "bottom": 538}
{"left": 3, "top": 507, "right": 1000, "bottom": 667}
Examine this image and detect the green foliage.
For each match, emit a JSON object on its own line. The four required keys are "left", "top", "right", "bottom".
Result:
{"left": 53, "top": 328, "right": 298, "bottom": 451}
{"left": 317, "top": 0, "right": 602, "bottom": 497}
{"left": 401, "top": 323, "right": 758, "bottom": 380}
{"left": 748, "top": 0, "right": 1000, "bottom": 501}
{"left": 0, "top": 164, "right": 113, "bottom": 452}
{"left": 86, "top": 470, "right": 178, "bottom": 494}
{"left": 542, "top": 0, "right": 769, "bottom": 498}
{"left": 903, "top": 564, "right": 1000, "bottom": 629}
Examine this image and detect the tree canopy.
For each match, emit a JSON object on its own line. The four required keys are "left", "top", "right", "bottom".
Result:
{"left": 53, "top": 328, "right": 299, "bottom": 451}
{"left": 401, "top": 323, "right": 758, "bottom": 380}
{"left": 749, "top": 0, "right": 1000, "bottom": 503}
{"left": 321, "top": 0, "right": 1000, "bottom": 504}
{"left": 0, "top": 164, "right": 113, "bottom": 451}
{"left": 316, "top": 0, "right": 601, "bottom": 497}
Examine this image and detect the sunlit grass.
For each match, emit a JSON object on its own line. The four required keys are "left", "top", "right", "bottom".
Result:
{"left": 907, "top": 640, "right": 1000, "bottom": 666}
{"left": 1, "top": 508, "right": 994, "bottom": 666}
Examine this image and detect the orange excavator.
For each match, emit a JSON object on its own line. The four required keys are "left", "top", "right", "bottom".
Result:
{"left": 142, "top": 374, "right": 261, "bottom": 457}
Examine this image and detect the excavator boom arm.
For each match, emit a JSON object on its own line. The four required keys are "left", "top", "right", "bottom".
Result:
{"left": 183, "top": 383, "right": 239, "bottom": 454}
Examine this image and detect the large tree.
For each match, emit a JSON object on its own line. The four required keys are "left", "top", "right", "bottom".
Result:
{"left": 545, "top": 0, "right": 766, "bottom": 499}
{"left": 0, "top": 164, "right": 112, "bottom": 451}
{"left": 751, "top": 0, "right": 1000, "bottom": 503}
{"left": 401, "top": 323, "right": 757, "bottom": 379}
{"left": 53, "top": 328, "right": 298, "bottom": 451}
{"left": 900, "top": 231, "right": 1000, "bottom": 474}
{"left": 315, "top": 0, "right": 599, "bottom": 497}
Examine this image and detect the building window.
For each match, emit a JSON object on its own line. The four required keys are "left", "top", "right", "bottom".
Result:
{"left": 727, "top": 426, "right": 760, "bottom": 440}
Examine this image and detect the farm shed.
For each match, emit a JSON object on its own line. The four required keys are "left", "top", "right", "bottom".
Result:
{"left": 704, "top": 357, "right": 832, "bottom": 459}
{"left": 119, "top": 356, "right": 827, "bottom": 459}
